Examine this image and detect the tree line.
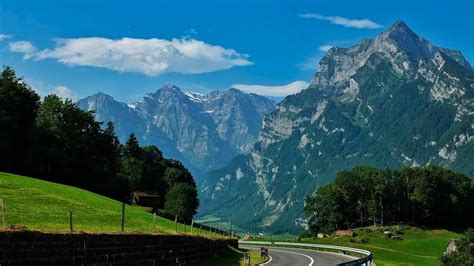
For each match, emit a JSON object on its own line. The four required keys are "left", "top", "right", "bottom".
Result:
{"left": 305, "top": 165, "right": 474, "bottom": 234}
{"left": 0, "top": 66, "right": 198, "bottom": 221}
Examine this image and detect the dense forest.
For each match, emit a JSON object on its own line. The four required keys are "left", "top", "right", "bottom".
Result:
{"left": 305, "top": 165, "right": 474, "bottom": 234}
{"left": 0, "top": 66, "right": 198, "bottom": 221}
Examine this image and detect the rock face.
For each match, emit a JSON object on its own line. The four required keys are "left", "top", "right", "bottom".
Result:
{"left": 198, "top": 21, "right": 474, "bottom": 234}
{"left": 77, "top": 86, "right": 275, "bottom": 179}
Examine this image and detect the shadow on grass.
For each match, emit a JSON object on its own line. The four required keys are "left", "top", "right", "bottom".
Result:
{"left": 199, "top": 245, "right": 253, "bottom": 266}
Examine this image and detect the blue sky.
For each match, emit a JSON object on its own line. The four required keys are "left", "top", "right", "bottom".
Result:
{"left": 1, "top": 0, "right": 473, "bottom": 102}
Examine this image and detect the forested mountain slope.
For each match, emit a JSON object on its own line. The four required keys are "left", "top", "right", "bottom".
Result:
{"left": 199, "top": 21, "right": 474, "bottom": 233}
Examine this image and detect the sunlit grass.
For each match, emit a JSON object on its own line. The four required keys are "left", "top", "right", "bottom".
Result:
{"left": 0, "top": 171, "right": 225, "bottom": 238}
{"left": 298, "top": 226, "right": 461, "bottom": 265}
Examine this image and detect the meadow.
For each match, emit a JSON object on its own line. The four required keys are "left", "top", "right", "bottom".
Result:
{"left": 0, "top": 171, "right": 221, "bottom": 238}
{"left": 298, "top": 226, "right": 461, "bottom": 265}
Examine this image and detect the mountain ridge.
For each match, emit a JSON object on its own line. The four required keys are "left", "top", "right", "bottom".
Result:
{"left": 78, "top": 86, "right": 276, "bottom": 180}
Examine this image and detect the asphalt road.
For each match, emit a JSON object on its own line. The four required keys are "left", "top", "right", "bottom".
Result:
{"left": 240, "top": 245, "right": 356, "bottom": 266}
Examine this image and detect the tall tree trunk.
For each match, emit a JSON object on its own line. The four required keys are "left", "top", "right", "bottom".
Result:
{"left": 380, "top": 196, "right": 384, "bottom": 227}
{"left": 405, "top": 173, "right": 409, "bottom": 223}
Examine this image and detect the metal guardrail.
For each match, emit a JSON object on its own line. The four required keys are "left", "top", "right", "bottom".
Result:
{"left": 238, "top": 240, "right": 272, "bottom": 245}
{"left": 238, "top": 240, "right": 374, "bottom": 266}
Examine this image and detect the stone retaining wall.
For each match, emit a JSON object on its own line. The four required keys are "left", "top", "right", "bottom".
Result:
{"left": 0, "top": 230, "right": 237, "bottom": 265}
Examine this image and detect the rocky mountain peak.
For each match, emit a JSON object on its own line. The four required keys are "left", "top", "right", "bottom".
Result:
{"left": 386, "top": 20, "right": 413, "bottom": 35}
{"left": 88, "top": 92, "right": 114, "bottom": 101}
{"left": 377, "top": 20, "right": 435, "bottom": 61}
{"left": 161, "top": 84, "right": 181, "bottom": 91}
{"left": 152, "top": 84, "right": 184, "bottom": 96}
{"left": 78, "top": 92, "right": 120, "bottom": 109}
{"left": 145, "top": 84, "right": 188, "bottom": 103}
{"left": 376, "top": 20, "right": 470, "bottom": 68}
{"left": 227, "top": 87, "right": 244, "bottom": 94}
{"left": 312, "top": 20, "right": 471, "bottom": 94}
{"left": 207, "top": 88, "right": 243, "bottom": 100}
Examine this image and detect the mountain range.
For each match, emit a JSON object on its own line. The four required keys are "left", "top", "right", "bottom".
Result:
{"left": 197, "top": 21, "right": 474, "bottom": 234}
{"left": 78, "top": 86, "right": 276, "bottom": 180}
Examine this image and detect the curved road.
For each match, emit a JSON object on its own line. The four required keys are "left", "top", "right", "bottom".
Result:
{"left": 240, "top": 245, "right": 356, "bottom": 266}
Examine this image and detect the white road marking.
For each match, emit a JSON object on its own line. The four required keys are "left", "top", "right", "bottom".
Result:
{"left": 271, "top": 249, "right": 315, "bottom": 266}
{"left": 259, "top": 255, "right": 273, "bottom": 265}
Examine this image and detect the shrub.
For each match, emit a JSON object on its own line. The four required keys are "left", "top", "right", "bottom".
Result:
{"left": 464, "top": 228, "right": 474, "bottom": 242}
{"left": 299, "top": 230, "right": 313, "bottom": 239}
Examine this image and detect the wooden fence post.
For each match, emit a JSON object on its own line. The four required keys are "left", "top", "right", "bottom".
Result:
{"left": 153, "top": 212, "right": 156, "bottom": 232}
{"left": 69, "top": 209, "right": 73, "bottom": 232}
{"left": 0, "top": 198, "right": 5, "bottom": 228}
{"left": 121, "top": 203, "right": 125, "bottom": 232}
{"left": 244, "top": 253, "right": 250, "bottom": 265}
{"left": 191, "top": 219, "right": 194, "bottom": 233}
{"left": 175, "top": 215, "right": 178, "bottom": 232}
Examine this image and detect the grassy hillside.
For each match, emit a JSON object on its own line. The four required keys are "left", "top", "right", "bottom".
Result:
{"left": 298, "top": 226, "right": 461, "bottom": 265}
{"left": 0, "top": 172, "right": 218, "bottom": 236}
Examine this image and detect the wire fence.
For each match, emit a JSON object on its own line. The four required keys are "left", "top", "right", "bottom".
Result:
{"left": 0, "top": 198, "right": 235, "bottom": 238}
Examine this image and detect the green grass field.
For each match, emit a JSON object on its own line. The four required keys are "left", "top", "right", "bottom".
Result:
{"left": 297, "top": 226, "right": 461, "bottom": 265}
{"left": 0, "top": 171, "right": 223, "bottom": 238}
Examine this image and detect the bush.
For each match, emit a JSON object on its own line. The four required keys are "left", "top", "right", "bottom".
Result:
{"left": 441, "top": 237, "right": 474, "bottom": 266}
{"left": 299, "top": 230, "right": 313, "bottom": 239}
{"left": 464, "top": 228, "right": 474, "bottom": 242}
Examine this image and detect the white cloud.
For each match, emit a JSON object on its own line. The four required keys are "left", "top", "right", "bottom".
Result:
{"left": 0, "top": 34, "right": 12, "bottom": 41}
{"left": 51, "top": 86, "right": 75, "bottom": 100}
{"left": 232, "top": 81, "right": 309, "bottom": 97}
{"left": 14, "top": 37, "right": 252, "bottom": 76}
{"left": 319, "top": 45, "right": 334, "bottom": 52}
{"left": 9, "top": 41, "right": 37, "bottom": 59}
{"left": 299, "top": 13, "right": 382, "bottom": 29}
